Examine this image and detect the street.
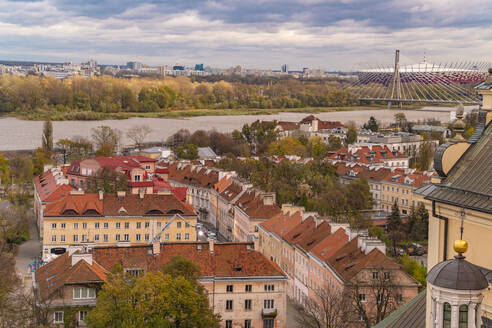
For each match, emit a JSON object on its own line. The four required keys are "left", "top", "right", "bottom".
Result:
{"left": 14, "top": 206, "right": 41, "bottom": 283}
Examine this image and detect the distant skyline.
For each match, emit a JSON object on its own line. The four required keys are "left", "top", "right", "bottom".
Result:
{"left": 1, "top": 0, "right": 491, "bottom": 70}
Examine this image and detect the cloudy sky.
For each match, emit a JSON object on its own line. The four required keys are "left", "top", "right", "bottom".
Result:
{"left": 1, "top": 0, "right": 490, "bottom": 70}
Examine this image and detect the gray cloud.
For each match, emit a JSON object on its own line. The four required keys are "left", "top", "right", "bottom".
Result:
{"left": 0, "top": 0, "right": 491, "bottom": 69}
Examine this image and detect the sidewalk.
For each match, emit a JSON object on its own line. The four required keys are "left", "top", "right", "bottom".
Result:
{"left": 14, "top": 211, "right": 42, "bottom": 285}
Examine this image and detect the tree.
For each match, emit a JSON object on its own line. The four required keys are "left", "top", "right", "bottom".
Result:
{"left": 327, "top": 135, "right": 342, "bottom": 151}
{"left": 92, "top": 126, "right": 121, "bottom": 156}
{"left": 267, "top": 137, "right": 307, "bottom": 157}
{"left": 188, "top": 130, "right": 211, "bottom": 148}
{"left": 307, "top": 137, "right": 328, "bottom": 159}
{"left": 32, "top": 147, "right": 49, "bottom": 176}
{"left": 42, "top": 119, "right": 53, "bottom": 152}
{"left": 161, "top": 256, "right": 201, "bottom": 282}
{"left": 363, "top": 116, "right": 379, "bottom": 132}
{"left": 86, "top": 166, "right": 129, "bottom": 193}
{"left": 409, "top": 203, "right": 429, "bottom": 241}
{"left": 175, "top": 144, "right": 199, "bottom": 160}
{"left": 345, "top": 125, "right": 357, "bottom": 145}
{"left": 126, "top": 125, "right": 152, "bottom": 148}
{"left": 387, "top": 201, "right": 404, "bottom": 256}
{"left": 415, "top": 141, "right": 433, "bottom": 171}
{"left": 350, "top": 267, "right": 403, "bottom": 328}
{"left": 0, "top": 154, "right": 9, "bottom": 185}
{"left": 394, "top": 113, "right": 407, "bottom": 131}
{"left": 86, "top": 263, "right": 220, "bottom": 328}
{"left": 56, "top": 136, "right": 93, "bottom": 162}
{"left": 294, "top": 283, "right": 351, "bottom": 328}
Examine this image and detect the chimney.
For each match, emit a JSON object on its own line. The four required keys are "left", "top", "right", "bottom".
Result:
{"left": 260, "top": 192, "right": 276, "bottom": 206}
{"left": 152, "top": 240, "right": 160, "bottom": 255}
{"left": 139, "top": 189, "right": 145, "bottom": 199}
{"left": 209, "top": 239, "right": 214, "bottom": 253}
{"left": 98, "top": 190, "right": 104, "bottom": 200}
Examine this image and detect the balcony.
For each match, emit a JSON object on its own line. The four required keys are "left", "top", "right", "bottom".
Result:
{"left": 262, "top": 308, "right": 277, "bottom": 318}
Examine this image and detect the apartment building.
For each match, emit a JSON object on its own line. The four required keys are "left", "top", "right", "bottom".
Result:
{"left": 67, "top": 156, "right": 157, "bottom": 194}
{"left": 34, "top": 241, "right": 288, "bottom": 328}
{"left": 257, "top": 207, "right": 420, "bottom": 325}
{"left": 328, "top": 145, "right": 409, "bottom": 168}
{"left": 41, "top": 190, "right": 197, "bottom": 258}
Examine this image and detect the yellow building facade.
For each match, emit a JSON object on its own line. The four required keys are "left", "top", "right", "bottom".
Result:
{"left": 41, "top": 191, "right": 197, "bottom": 258}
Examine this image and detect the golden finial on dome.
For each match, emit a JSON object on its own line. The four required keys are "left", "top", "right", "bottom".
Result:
{"left": 454, "top": 239, "right": 468, "bottom": 254}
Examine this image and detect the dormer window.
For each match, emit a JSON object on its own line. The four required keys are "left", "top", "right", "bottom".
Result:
{"left": 62, "top": 209, "right": 78, "bottom": 215}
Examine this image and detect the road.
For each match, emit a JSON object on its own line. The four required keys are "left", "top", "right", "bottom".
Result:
{"left": 14, "top": 209, "right": 42, "bottom": 282}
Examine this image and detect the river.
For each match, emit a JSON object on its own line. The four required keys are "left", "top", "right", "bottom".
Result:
{"left": 0, "top": 106, "right": 475, "bottom": 151}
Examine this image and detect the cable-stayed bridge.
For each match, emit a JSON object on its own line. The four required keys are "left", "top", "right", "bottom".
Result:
{"left": 344, "top": 50, "right": 490, "bottom": 108}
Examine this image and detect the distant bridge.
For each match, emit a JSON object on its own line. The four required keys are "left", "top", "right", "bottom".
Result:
{"left": 344, "top": 50, "right": 489, "bottom": 108}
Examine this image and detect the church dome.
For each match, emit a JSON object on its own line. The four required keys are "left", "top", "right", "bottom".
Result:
{"left": 427, "top": 255, "right": 488, "bottom": 290}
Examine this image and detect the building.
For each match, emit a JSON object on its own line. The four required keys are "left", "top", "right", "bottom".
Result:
{"left": 67, "top": 156, "right": 157, "bottom": 194}
{"left": 34, "top": 241, "right": 288, "bottom": 328}
{"left": 257, "top": 206, "right": 420, "bottom": 325}
{"left": 40, "top": 190, "right": 197, "bottom": 258}
{"left": 415, "top": 79, "right": 492, "bottom": 327}
{"left": 328, "top": 145, "right": 409, "bottom": 168}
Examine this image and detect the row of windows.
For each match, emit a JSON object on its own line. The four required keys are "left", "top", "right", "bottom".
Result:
{"left": 50, "top": 232, "right": 190, "bottom": 243}
{"left": 225, "top": 319, "right": 274, "bottom": 328}
{"left": 382, "top": 185, "right": 410, "bottom": 194}
{"left": 54, "top": 310, "right": 87, "bottom": 324}
{"left": 226, "top": 284, "right": 274, "bottom": 293}
{"left": 51, "top": 221, "right": 191, "bottom": 230}
{"left": 225, "top": 299, "right": 274, "bottom": 311}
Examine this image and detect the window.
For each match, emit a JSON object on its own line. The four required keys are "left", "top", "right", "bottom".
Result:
{"left": 124, "top": 234, "right": 129, "bottom": 241}
{"left": 459, "top": 305, "right": 468, "bottom": 328}
{"left": 254, "top": 226, "right": 259, "bottom": 232}
{"left": 125, "top": 222, "right": 130, "bottom": 229}
{"left": 372, "top": 271, "right": 379, "bottom": 279}
{"left": 54, "top": 311, "right": 63, "bottom": 323}
{"left": 176, "top": 233, "right": 181, "bottom": 240}
{"left": 103, "top": 234, "right": 108, "bottom": 242}
{"left": 116, "top": 222, "right": 121, "bottom": 229}
{"left": 157, "top": 222, "right": 162, "bottom": 228}
{"left": 184, "top": 233, "right": 190, "bottom": 240}
{"left": 226, "top": 285, "right": 233, "bottom": 292}
{"left": 177, "top": 221, "right": 182, "bottom": 228}
{"left": 377, "top": 294, "right": 383, "bottom": 302}
{"left": 136, "top": 222, "right": 142, "bottom": 229}
{"left": 95, "top": 222, "right": 100, "bottom": 229}
{"left": 244, "top": 319, "right": 252, "bottom": 328}
{"left": 74, "top": 223, "right": 78, "bottom": 229}
{"left": 245, "top": 285, "right": 252, "bottom": 292}
{"left": 145, "top": 222, "right": 150, "bottom": 228}
{"left": 73, "top": 235, "right": 78, "bottom": 242}
{"left": 185, "top": 222, "right": 190, "bottom": 228}
{"left": 116, "top": 234, "right": 120, "bottom": 241}
{"left": 384, "top": 272, "right": 390, "bottom": 280}
{"left": 51, "top": 235, "right": 56, "bottom": 242}
{"left": 263, "top": 319, "right": 274, "bottom": 328}
{"left": 136, "top": 234, "right": 141, "bottom": 241}
{"left": 61, "top": 223, "right": 66, "bottom": 229}
{"left": 358, "top": 293, "right": 366, "bottom": 302}
{"left": 443, "top": 302, "right": 451, "bottom": 328}
{"left": 264, "top": 284, "right": 275, "bottom": 291}
{"left": 226, "top": 300, "right": 233, "bottom": 311}
{"left": 82, "top": 222, "right": 87, "bottom": 229}
{"left": 82, "top": 234, "right": 87, "bottom": 242}
{"left": 61, "top": 235, "right": 65, "bottom": 242}
{"left": 225, "top": 320, "right": 233, "bottom": 328}
{"left": 245, "top": 299, "right": 252, "bottom": 310}
{"left": 94, "top": 234, "right": 99, "bottom": 241}
{"left": 51, "top": 223, "right": 57, "bottom": 229}
{"left": 264, "top": 299, "right": 274, "bottom": 309}
{"left": 79, "top": 310, "right": 88, "bottom": 323}
{"left": 125, "top": 268, "right": 145, "bottom": 277}
{"left": 164, "top": 233, "right": 169, "bottom": 240}
{"left": 145, "top": 234, "right": 149, "bottom": 241}
{"left": 135, "top": 175, "right": 141, "bottom": 182}
{"left": 104, "top": 222, "right": 108, "bottom": 229}
{"left": 73, "top": 287, "right": 96, "bottom": 299}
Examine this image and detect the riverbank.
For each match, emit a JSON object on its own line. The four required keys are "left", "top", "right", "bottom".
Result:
{"left": 6, "top": 104, "right": 403, "bottom": 121}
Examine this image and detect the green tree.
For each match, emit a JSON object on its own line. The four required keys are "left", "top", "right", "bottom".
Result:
{"left": 363, "top": 116, "right": 379, "bottom": 132}
{"left": 92, "top": 126, "right": 121, "bottom": 156}
{"left": 42, "top": 119, "right": 53, "bottom": 152}
{"left": 394, "top": 113, "right": 407, "bottom": 130}
{"left": 86, "top": 266, "right": 220, "bottom": 328}
{"left": 327, "top": 135, "right": 342, "bottom": 151}
{"left": 86, "top": 166, "right": 128, "bottom": 193}
{"left": 267, "top": 137, "right": 307, "bottom": 157}
{"left": 410, "top": 203, "right": 429, "bottom": 241}
{"left": 306, "top": 137, "right": 328, "bottom": 159}
{"left": 175, "top": 144, "right": 199, "bottom": 160}
{"left": 0, "top": 154, "right": 9, "bottom": 185}
{"left": 345, "top": 125, "right": 357, "bottom": 145}
{"left": 56, "top": 137, "right": 93, "bottom": 162}
{"left": 162, "top": 256, "right": 201, "bottom": 282}
{"left": 387, "top": 201, "right": 404, "bottom": 256}
{"left": 415, "top": 141, "right": 433, "bottom": 171}
{"left": 32, "top": 147, "right": 49, "bottom": 176}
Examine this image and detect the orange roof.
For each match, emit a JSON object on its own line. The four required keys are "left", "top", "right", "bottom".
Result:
{"left": 34, "top": 170, "right": 76, "bottom": 202}
{"left": 260, "top": 211, "right": 303, "bottom": 238}
{"left": 310, "top": 228, "right": 349, "bottom": 261}
{"left": 214, "top": 176, "right": 232, "bottom": 193}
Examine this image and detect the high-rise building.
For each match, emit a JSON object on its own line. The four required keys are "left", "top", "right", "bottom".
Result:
{"left": 281, "top": 64, "right": 288, "bottom": 73}
{"left": 195, "top": 63, "right": 204, "bottom": 71}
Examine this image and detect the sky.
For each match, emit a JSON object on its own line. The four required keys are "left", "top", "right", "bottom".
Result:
{"left": 1, "top": 0, "right": 491, "bottom": 70}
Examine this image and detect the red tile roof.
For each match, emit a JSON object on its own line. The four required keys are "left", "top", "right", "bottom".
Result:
{"left": 310, "top": 228, "right": 349, "bottom": 261}
{"left": 235, "top": 192, "right": 281, "bottom": 220}
{"left": 168, "top": 163, "right": 219, "bottom": 188}
{"left": 260, "top": 211, "right": 303, "bottom": 238}
{"left": 34, "top": 170, "right": 75, "bottom": 202}
{"left": 44, "top": 193, "right": 196, "bottom": 217}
